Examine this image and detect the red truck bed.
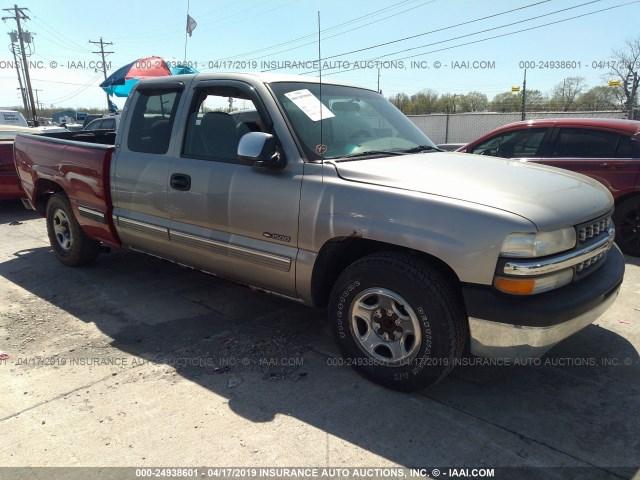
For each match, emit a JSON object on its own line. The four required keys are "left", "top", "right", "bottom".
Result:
{"left": 14, "top": 134, "right": 121, "bottom": 246}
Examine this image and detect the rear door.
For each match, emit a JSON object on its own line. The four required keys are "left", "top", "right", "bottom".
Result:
{"left": 110, "top": 81, "right": 185, "bottom": 256}
{"left": 166, "top": 80, "right": 303, "bottom": 297}
{"left": 539, "top": 127, "right": 640, "bottom": 198}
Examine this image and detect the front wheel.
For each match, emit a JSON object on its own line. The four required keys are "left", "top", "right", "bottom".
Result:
{"left": 329, "top": 252, "right": 466, "bottom": 391}
{"left": 46, "top": 192, "right": 100, "bottom": 266}
{"left": 613, "top": 198, "right": 640, "bottom": 257}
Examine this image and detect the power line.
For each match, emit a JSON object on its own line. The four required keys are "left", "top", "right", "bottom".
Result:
{"left": 235, "top": 0, "right": 440, "bottom": 65}
{"left": 373, "top": 0, "right": 601, "bottom": 61}
{"left": 311, "top": 1, "right": 637, "bottom": 79}
{"left": 262, "top": 0, "right": 553, "bottom": 73}
{"left": 216, "top": 0, "right": 426, "bottom": 61}
{"left": 394, "top": 1, "right": 638, "bottom": 63}
{"left": 195, "top": 0, "right": 300, "bottom": 36}
{"left": 30, "top": 14, "right": 92, "bottom": 53}
{"left": 323, "top": 0, "right": 555, "bottom": 62}
{"left": 47, "top": 73, "right": 103, "bottom": 105}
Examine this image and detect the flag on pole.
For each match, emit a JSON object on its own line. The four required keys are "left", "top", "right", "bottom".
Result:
{"left": 186, "top": 15, "right": 197, "bottom": 37}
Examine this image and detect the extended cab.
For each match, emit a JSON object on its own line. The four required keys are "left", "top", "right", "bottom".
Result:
{"left": 14, "top": 73, "right": 625, "bottom": 391}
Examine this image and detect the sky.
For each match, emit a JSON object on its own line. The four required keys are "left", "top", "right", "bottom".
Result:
{"left": 0, "top": 0, "right": 639, "bottom": 111}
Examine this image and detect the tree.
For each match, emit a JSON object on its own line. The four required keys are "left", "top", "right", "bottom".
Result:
{"left": 435, "top": 93, "right": 460, "bottom": 113}
{"left": 389, "top": 93, "right": 411, "bottom": 113}
{"left": 459, "top": 91, "right": 488, "bottom": 112}
{"left": 608, "top": 37, "right": 640, "bottom": 119}
{"left": 550, "top": 76, "right": 586, "bottom": 111}
{"left": 575, "top": 86, "right": 624, "bottom": 111}
{"left": 408, "top": 89, "right": 439, "bottom": 114}
{"left": 524, "top": 89, "right": 548, "bottom": 112}
{"left": 490, "top": 92, "right": 521, "bottom": 112}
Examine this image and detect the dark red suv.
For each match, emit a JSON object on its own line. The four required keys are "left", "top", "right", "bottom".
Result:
{"left": 458, "top": 118, "right": 640, "bottom": 256}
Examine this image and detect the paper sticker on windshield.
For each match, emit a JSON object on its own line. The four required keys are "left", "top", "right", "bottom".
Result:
{"left": 284, "top": 89, "right": 335, "bottom": 122}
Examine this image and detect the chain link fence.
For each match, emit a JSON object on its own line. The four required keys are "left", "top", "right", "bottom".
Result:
{"left": 408, "top": 111, "right": 630, "bottom": 145}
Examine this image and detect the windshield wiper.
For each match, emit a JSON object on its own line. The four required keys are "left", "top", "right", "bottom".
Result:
{"left": 401, "top": 145, "right": 442, "bottom": 153}
{"left": 335, "top": 150, "right": 406, "bottom": 161}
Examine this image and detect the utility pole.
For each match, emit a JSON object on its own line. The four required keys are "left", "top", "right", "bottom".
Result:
{"left": 89, "top": 37, "right": 113, "bottom": 111}
{"left": 377, "top": 67, "right": 381, "bottom": 94}
{"left": 3, "top": 5, "right": 38, "bottom": 125}
{"left": 9, "top": 40, "right": 29, "bottom": 114}
{"left": 34, "top": 88, "right": 42, "bottom": 110}
{"left": 521, "top": 69, "right": 527, "bottom": 121}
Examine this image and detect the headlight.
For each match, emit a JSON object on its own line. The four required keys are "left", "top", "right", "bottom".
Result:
{"left": 500, "top": 228, "right": 576, "bottom": 258}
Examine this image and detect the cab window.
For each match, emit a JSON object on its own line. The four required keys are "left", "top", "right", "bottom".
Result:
{"left": 127, "top": 89, "right": 181, "bottom": 154}
{"left": 182, "top": 86, "right": 265, "bottom": 162}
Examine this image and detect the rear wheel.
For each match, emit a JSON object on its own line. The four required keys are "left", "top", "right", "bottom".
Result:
{"left": 46, "top": 192, "right": 100, "bottom": 266}
{"left": 613, "top": 198, "right": 640, "bottom": 256}
{"left": 329, "top": 252, "right": 466, "bottom": 391}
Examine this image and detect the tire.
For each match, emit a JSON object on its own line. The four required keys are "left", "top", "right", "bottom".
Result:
{"left": 46, "top": 192, "right": 100, "bottom": 266}
{"left": 329, "top": 252, "right": 466, "bottom": 392}
{"left": 613, "top": 198, "right": 640, "bottom": 257}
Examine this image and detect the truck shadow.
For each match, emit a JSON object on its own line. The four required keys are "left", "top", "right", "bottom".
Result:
{"left": 0, "top": 200, "right": 40, "bottom": 224}
{"left": 1, "top": 246, "right": 638, "bottom": 477}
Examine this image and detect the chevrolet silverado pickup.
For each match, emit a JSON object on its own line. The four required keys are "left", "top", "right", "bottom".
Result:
{"left": 14, "top": 73, "right": 625, "bottom": 391}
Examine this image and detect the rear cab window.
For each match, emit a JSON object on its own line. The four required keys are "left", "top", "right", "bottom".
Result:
{"left": 127, "top": 87, "right": 182, "bottom": 154}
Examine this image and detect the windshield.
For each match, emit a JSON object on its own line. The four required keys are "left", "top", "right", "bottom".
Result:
{"left": 269, "top": 82, "right": 436, "bottom": 160}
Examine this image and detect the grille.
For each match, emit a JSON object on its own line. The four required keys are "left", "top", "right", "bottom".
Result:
{"left": 575, "top": 251, "right": 606, "bottom": 273}
{"left": 577, "top": 217, "right": 610, "bottom": 244}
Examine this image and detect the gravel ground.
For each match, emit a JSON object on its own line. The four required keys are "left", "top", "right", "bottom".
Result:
{"left": 1, "top": 199, "right": 639, "bottom": 480}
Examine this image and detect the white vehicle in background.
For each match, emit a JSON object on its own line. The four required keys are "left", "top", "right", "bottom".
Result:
{"left": 37, "top": 125, "right": 69, "bottom": 134}
{"left": 0, "top": 111, "right": 67, "bottom": 133}
{"left": 0, "top": 110, "right": 29, "bottom": 127}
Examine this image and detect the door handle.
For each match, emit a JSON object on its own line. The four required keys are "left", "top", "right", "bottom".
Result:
{"left": 170, "top": 173, "right": 191, "bottom": 191}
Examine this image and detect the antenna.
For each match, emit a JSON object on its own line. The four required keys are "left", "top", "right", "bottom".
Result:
{"left": 318, "top": 11, "right": 323, "bottom": 165}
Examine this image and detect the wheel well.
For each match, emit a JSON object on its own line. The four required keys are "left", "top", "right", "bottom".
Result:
{"left": 310, "top": 237, "right": 462, "bottom": 308}
{"left": 615, "top": 192, "right": 640, "bottom": 208}
{"left": 33, "top": 179, "right": 64, "bottom": 216}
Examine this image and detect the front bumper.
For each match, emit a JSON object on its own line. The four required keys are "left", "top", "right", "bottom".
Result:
{"left": 463, "top": 244, "right": 625, "bottom": 359}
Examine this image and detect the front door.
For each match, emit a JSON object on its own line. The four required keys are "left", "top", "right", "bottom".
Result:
{"left": 166, "top": 81, "right": 303, "bottom": 297}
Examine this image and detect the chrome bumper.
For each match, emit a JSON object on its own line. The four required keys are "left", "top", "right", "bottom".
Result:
{"left": 467, "top": 243, "right": 625, "bottom": 360}
{"left": 469, "top": 285, "right": 620, "bottom": 359}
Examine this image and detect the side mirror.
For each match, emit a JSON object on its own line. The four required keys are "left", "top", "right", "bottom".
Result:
{"left": 238, "top": 132, "right": 285, "bottom": 169}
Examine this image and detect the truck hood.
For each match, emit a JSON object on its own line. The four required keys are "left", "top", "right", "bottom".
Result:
{"left": 332, "top": 152, "right": 613, "bottom": 229}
